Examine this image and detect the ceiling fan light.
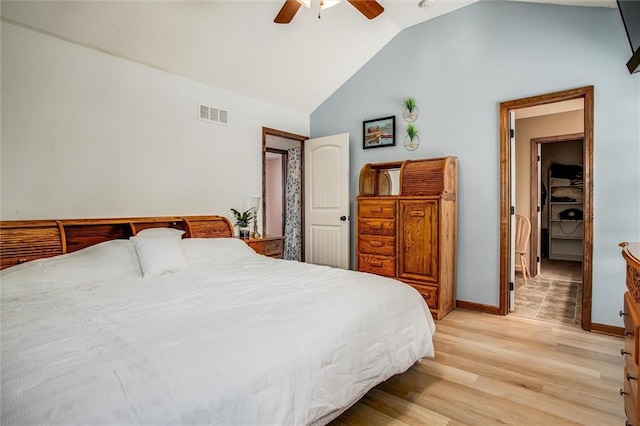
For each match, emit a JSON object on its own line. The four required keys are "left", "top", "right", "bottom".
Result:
{"left": 296, "top": 0, "right": 311, "bottom": 8}
{"left": 321, "top": 0, "right": 341, "bottom": 9}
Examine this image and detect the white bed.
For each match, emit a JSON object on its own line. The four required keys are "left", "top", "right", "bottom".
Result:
{"left": 1, "top": 236, "right": 435, "bottom": 425}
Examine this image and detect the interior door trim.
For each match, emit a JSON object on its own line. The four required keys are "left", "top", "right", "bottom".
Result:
{"left": 262, "top": 127, "right": 308, "bottom": 261}
{"left": 499, "top": 86, "right": 594, "bottom": 331}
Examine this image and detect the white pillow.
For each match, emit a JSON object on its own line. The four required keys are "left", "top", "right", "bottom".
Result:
{"left": 2, "top": 239, "right": 142, "bottom": 282}
{"left": 182, "top": 237, "right": 258, "bottom": 264}
{"left": 130, "top": 235, "right": 190, "bottom": 277}
{"left": 136, "top": 227, "right": 185, "bottom": 238}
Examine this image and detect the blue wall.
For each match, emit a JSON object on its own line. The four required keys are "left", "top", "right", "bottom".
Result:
{"left": 310, "top": 1, "right": 640, "bottom": 326}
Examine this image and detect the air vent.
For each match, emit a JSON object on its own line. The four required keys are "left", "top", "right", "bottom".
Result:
{"left": 219, "top": 109, "right": 228, "bottom": 124}
{"left": 198, "top": 103, "right": 228, "bottom": 125}
{"left": 210, "top": 107, "right": 219, "bottom": 122}
{"left": 199, "top": 104, "right": 209, "bottom": 120}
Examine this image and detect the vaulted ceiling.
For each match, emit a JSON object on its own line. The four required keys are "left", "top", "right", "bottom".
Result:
{"left": 1, "top": 0, "right": 616, "bottom": 115}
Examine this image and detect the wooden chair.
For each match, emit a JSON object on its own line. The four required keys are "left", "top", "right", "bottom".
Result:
{"left": 515, "top": 214, "right": 532, "bottom": 285}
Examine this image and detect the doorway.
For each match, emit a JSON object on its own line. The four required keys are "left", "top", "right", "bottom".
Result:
{"left": 529, "top": 132, "right": 585, "bottom": 276}
{"left": 499, "top": 86, "right": 594, "bottom": 331}
{"left": 262, "top": 127, "right": 308, "bottom": 261}
{"left": 512, "top": 130, "right": 585, "bottom": 327}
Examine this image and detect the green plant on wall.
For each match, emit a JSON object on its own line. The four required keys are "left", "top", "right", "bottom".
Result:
{"left": 406, "top": 123, "right": 419, "bottom": 140}
{"left": 403, "top": 96, "right": 417, "bottom": 113}
{"left": 403, "top": 96, "right": 419, "bottom": 122}
{"left": 405, "top": 123, "right": 420, "bottom": 151}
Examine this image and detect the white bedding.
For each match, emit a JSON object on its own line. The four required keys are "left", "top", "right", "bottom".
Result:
{"left": 1, "top": 238, "right": 435, "bottom": 425}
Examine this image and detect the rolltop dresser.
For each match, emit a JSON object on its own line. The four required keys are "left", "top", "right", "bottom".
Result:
{"left": 356, "top": 157, "right": 457, "bottom": 320}
{"left": 621, "top": 242, "right": 640, "bottom": 425}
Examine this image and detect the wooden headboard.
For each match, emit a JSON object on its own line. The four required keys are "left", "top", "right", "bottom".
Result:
{"left": 0, "top": 215, "right": 233, "bottom": 270}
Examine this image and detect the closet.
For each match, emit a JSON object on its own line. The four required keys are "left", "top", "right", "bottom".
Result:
{"left": 540, "top": 138, "right": 584, "bottom": 263}
{"left": 548, "top": 163, "right": 583, "bottom": 261}
{"left": 356, "top": 157, "right": 457, "bottom": 320}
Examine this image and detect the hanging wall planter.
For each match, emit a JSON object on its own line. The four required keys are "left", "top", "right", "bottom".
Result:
{"left": 402, "top": 96, "right": 419, "bottom": 122}
{"left": 404, "top": 123, "right": 420, "bottom": 151}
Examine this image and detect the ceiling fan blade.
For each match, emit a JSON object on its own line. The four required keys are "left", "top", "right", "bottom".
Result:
{"left": 274, "top": 0, "right": 303, "bottom": 24}
{"left": 347, "top": 0, "right": 384, "bottom": 20}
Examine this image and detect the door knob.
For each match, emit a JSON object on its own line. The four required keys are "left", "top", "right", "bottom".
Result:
{"left": 340, "top": 215, "right": 348, "bottom": 221}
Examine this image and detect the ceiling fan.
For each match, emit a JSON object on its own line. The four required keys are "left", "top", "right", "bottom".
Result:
{"left": 274, "top": 0, "right": 384, "bottom": 24}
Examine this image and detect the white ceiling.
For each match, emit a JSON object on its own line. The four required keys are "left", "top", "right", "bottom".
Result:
{"left": 1, "top": 0, "right": 617, "bottom": 115}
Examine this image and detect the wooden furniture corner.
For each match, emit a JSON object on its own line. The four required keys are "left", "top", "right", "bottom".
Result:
{"left": 244, "top": 236, "right": 284, "bottom": 259}
{"left": 621, "top": 242, "right": 640, "bottom": 425}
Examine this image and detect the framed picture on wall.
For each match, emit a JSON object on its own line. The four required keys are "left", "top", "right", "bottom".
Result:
{"left": 363, "top": 116, "right": 395, "bottom": 149}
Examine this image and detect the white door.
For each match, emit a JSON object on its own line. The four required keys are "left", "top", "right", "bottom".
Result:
{"left": 509, "top": 111, "right": 516, "bottom": 312}
{"left": 304, "top": 133, "right": 350, "bottom": 269}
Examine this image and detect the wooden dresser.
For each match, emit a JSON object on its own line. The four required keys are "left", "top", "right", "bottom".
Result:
{"left": 356, "top": 157, "right": 457, "bottom": 320}
{"left": 245, "top": 236, "right": 284, "bottom": 259}
{"left": 621, "top": 242, "right": 640, "bottom": 425}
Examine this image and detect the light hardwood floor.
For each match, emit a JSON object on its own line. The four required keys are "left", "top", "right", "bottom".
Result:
{"left": 330, "top": 309, "right": 625, "bottom": 425}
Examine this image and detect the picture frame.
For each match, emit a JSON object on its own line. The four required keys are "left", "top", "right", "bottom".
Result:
{"left": 363, "top": 116, "right": 395, "bottom": 149}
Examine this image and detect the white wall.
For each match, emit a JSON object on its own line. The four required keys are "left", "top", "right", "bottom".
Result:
{"left": 265, "top": 156, "right": 283, "bottom": 235}
{"left": 1, "top": 22, "right": 309, "bottom": 225}
{"left": 310, "top": 1, "right": 640, "bottom": 327}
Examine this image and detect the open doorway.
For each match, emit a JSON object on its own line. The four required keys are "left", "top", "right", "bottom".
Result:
{"left": 499, "top": 86, "right": 594, "bottom": 331}
{"left": 514, "top": 125, "right": 584, "bottom": 327}
{"left": 262, "top": 127, "right": 308, "bottom": 261}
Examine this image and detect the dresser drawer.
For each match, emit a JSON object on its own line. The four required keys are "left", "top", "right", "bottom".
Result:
{"left": 358, "top": 219, "right": 395, "bottom": 236}
{"left": 359, "top": 235, "right": 395, "bottom": 256}
{"left": 403, "top": 281, "right": 439, "bottom": 310}
{"left": 246, "top": 237, "right": 284, "bottom": 258}
{"left": 627, "top": 365, "right": 640, "bottom": 421}
{"left": 358, "top": 200, "right": 396, "bottom": 218}
{"left": 624, "top": 371, "right": 639, "bottom": 426}
{"left": 358, "top": 254, "right": 395, "bottom": 277}
{"left": 624, "top": 292, "right": 640, "bottom": 364}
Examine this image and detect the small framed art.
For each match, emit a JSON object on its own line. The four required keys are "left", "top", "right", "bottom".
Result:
{"left": 363, "top": 116, "right": 395, "bottom": 149}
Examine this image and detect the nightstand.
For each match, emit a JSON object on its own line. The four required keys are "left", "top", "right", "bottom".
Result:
{"left": 244, "top": 236, "right": 284, "bottom": 259}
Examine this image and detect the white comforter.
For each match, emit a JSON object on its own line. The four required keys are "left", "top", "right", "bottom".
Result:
{"left": 1, "top": 238, "right": 435, "bottom": 425}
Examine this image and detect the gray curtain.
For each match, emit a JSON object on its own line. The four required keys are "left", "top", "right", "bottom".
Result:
{"left": 284, "top": 147, "right": 302, "bottom": 261}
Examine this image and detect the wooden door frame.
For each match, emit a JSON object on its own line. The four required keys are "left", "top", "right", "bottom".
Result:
{"left": 499, "top": 86, "right": 594, "bottom": 331}
{"left": 529, "top": 132, "right": 584, "bottom": 278}
{"left": 262, "top": 127, "right": 308, "bottom": 261}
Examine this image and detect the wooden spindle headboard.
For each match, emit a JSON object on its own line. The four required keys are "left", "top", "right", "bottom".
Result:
{"left": 0, "top": 215, "right": 233, "bottom": 270}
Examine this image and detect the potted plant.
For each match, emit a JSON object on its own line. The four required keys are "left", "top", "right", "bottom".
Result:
{"left": 231, "top": 208, "right": 254, "bottom": 239}
{"left": 404, "top": 123, "right": 420, "bottom": 151}
{"left": 402, "top": 96, "right": 419, "bottom": 122}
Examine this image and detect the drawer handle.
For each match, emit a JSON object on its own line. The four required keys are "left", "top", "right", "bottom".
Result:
{"left": 410, "top": 211, "right": 425, "bottom": 217}
{"left": 621, "top": 388, "right": 630, "bottom": 396}
{"left": 369, "top": 261, "right": 383, "bottom": 267}
{"left": 369, "top": 207, "right": 383, "bottom": 213}
{"left": 370, "top": 241, "right": 383, "bottom": 247}
{"left": 626, "top": 331, "right": 634, "bottom": 337}
{"left": 622, "top": 348, "right": 632, "bottom": 356}
{"left": 620, "top": 310, "right": 629, "bottom": 317}
{"left": 628, "top": 373, "right": 637, "bottom": 381}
